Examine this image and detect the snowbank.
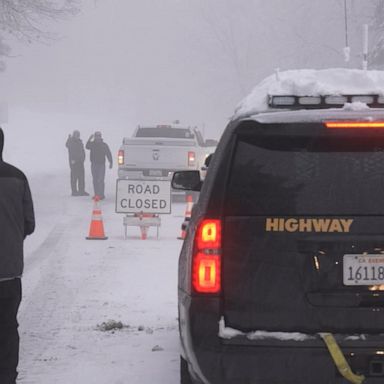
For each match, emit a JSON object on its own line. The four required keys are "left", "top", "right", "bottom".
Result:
{"left": 234, "top": 68, "right": 384, "bottom": 117}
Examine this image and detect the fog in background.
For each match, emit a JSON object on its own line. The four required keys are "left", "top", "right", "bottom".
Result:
{"left": 0, "top": 0, "right": 375, "bottom": 173}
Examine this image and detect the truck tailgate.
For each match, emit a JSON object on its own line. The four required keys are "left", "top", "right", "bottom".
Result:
{"left": 122, "top": 142, "right": 197, "bottom": 169}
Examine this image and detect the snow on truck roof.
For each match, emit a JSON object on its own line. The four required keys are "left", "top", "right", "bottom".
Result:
{"left": 234, "top": 68, "right": 384, "bottom": 118}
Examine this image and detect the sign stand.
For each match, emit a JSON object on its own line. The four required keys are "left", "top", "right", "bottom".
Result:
{"left": 116, "top": 179, "right": 171, "bottom": 240}
{"left": 123, "top": 212, "right": 161, "bottom": 240}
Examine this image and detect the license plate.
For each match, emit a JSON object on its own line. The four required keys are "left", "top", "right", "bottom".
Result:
{"left": 343, "top": 254, "right": 384, "bottom": 286}
{"left": 148, "top": 170, "right": 162, "bottom": 176}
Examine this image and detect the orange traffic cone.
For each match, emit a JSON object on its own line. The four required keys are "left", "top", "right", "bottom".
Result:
{"left": 86, "top": 196, "right": 108, "bottom": 240}
{"left": 185, "top": 194, "right": 193, "bottom": 218}
{"left": 178, "top": 221, "right": 188, "bottom": 240}
{"left": 178, "top": 194, "right": 194, "bottom": 240}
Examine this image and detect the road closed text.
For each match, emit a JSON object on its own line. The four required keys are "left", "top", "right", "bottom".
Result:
{"left": 116, "top": 179, "right": 171, "bottom": 214}
{"left": 127, "top": 184, "right": 160, "bottom": 195}
{"left": 120, "top": 197, "right": 167, "bottom": 210}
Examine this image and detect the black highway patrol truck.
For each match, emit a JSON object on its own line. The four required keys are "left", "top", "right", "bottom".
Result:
{"left": 172, "top": 69, "right": 384, "bottom": 384}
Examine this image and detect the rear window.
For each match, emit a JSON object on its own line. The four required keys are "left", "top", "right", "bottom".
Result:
{"left": 135, "top": 127, "right": 194, "bottom": 139}
{"left": 226, "top": 124, "right": 384, "bottom": 215}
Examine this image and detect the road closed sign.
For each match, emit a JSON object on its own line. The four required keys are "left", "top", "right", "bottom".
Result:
{"left": 116, "top": 179, "right": 171, "bottom": 214}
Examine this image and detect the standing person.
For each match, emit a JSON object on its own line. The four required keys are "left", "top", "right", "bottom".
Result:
{"left": 86, "top": 131, "right": 113, "bottom": 200}
{"left": 65, "top": 130, "right": 89, "bottom": 196}
{"left": 0, "top": 127, "right": 35, "bottom": 383}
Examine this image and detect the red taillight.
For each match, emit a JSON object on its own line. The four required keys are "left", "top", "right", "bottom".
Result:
{"left": 192, "top": 219, "right": 221, "bottom": 293}
{"left": 325, "top": 121, "right": 384, "bottom": 129}
{"left": 193, "top": 253, "right": 221, "bottom": 293}
{"left": 197, "top": 219, "right": 221, "bottom": 249}
{"left": 188, "top": 151, "right": 196, "bottom": 166}
{"left": 118, "top": 150, "right": 124, "bottom": 165}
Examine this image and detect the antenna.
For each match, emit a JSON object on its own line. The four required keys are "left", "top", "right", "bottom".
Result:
{"left": 363, "top": 24, "right": 369, "bottom": 71}
{"left": 343, "top": 0, "right": 351, "bottom": 62}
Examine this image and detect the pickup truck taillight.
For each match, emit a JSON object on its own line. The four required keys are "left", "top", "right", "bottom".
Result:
{"left": 118, "top": 150, "right": 124, "bottom": 165}
{"left": 192, "top": 219, "right": 222, "bottom": 294}
{"left": 188, "top": 151, "right": 196, "bottom": 167}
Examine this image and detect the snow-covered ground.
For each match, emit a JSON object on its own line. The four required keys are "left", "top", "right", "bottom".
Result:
{"left": 17, "top": 170, "right": 184, "bottom": 383}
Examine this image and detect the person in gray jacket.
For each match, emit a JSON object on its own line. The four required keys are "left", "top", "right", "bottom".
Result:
{"left": 0, "top": 127, "right": 35, "bottom": 383}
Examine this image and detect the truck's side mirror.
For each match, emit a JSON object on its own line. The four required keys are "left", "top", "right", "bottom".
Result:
{"left": 204, "top": 153, "right": 213, "bottom": 167}
{"left": 172, "top": 171, "right": 202, "bottom": 191}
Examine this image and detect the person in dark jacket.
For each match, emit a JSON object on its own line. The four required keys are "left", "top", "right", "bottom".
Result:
{"left": 0, "top": 127, "right": 35, "bottom": 384}
{"left": 65, "top": 130, "right": 89, "bottom": 196}
{"left": 86, "top": 131, "right": 113, "bottom": 200}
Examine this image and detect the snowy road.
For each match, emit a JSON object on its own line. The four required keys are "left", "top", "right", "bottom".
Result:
{"left": 17, "top": 171, "right": 184, "bottom": 384}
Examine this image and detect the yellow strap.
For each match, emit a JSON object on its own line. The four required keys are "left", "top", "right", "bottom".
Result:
{"left": 319, "top": 333, "right": 365, "bottom": 384}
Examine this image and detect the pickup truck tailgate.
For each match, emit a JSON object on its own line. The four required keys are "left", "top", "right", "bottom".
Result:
{"left": 122, "top": 139, "right": 198, "bottom": 170}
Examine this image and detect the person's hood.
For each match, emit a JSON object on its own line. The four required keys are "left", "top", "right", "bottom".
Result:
{"left": 0, "top": 128, "right": 3, "bottom": 161}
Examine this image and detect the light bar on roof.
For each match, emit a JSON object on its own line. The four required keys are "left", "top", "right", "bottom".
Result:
{"left": 299, "top": 96, "right": 321, "bottom": 105}
{"left": 269, "top": 94, "right": 384, "bottom": 109}
{"left": 351, "top": 95, "right": 374, "bottom": 104}
{"left": 270, "top": 96, "right": 296, "bottom": 106}
{"left": 325, "top": 95, "right": 347, "bottom": 105}
{"left": 325, "top": 121, "right": 384, "bottom": 129}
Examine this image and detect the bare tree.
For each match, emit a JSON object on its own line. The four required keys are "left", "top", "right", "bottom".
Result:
{"left": 0, "top": 0, "right": 80, "bottom": 69}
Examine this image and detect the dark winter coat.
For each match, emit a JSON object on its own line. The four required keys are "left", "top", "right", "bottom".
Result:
{"left": 86, "top": 138, "right": 113, "bottom": 166}
{"left": 66, "top": 136, "right": 86, "bottom": 164}
{"left": 0, "top": 128, "right": 35, "bottom": 279}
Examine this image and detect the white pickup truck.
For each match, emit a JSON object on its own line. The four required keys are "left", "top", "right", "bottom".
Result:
{"left": 117, "top": 124, "right": 217, "bottom": 183}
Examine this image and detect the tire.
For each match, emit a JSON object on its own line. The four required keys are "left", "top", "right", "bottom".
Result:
{"left": 180, "top": 356, "right": 194, "bottom": 384}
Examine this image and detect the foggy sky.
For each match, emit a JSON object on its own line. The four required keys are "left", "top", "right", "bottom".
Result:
{"left": 0, "top": 0, "right": 375, "bottom": 145}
